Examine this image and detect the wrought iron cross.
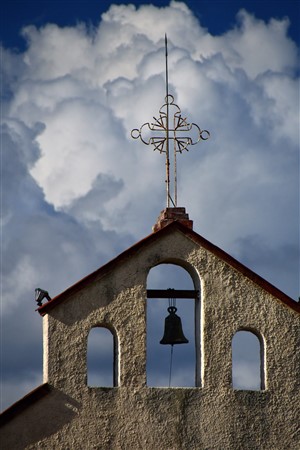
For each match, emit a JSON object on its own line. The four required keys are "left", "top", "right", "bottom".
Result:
{"left": 131, "top": 35, "right": 210, "bottom": 207}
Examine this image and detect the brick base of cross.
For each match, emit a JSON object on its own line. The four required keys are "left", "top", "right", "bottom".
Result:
{"left": 152, "top": 207, "right": 193, "bottom": 232}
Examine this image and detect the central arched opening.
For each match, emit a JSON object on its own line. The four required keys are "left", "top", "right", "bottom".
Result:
{"left": 146, "top": 262, "right": 200, "bottom": 387}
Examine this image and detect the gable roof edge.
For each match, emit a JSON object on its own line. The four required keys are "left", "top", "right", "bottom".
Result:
{"left": 0, "top": 383, "right": 51, "bottom": 426}
{"left": 176, "top": 224, "right": 300, "bottom": 313}
{"left": 37, "top": 221, "right": 300, "bottom": 315}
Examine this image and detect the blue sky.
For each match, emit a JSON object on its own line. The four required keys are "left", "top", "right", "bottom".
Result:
{"left": 1, "top": 0, "right": 299, "bottom": 410}
{"left": 2, "top": 0, "right": 299, "bottom": 50}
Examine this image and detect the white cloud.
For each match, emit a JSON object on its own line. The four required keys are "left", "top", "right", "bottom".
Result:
{"left": 198, "top": 9, "right": 297, "bottom": 78}
{"left": 8, "top": 4, "right": 297, "bottom": 247}
{"left": 1, "top": 1, "right": 299, "bottom": 410}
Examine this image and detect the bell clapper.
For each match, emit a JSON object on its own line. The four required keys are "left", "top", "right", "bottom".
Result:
{"left": 169, "top": 344, "right": 174, "bottom": 387}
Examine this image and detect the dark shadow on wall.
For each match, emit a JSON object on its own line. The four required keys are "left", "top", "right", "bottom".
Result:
{"left": 1, "top": 384, "right": 81, "bottom": 450}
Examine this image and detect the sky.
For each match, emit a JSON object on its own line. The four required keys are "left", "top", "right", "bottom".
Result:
{"left": 1, "top": 0, "right": 299, "bottom": 411}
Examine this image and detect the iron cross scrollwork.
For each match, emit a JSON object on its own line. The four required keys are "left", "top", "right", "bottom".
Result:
{"left": 131, "top": 35, "right": 210, "bottom": 207}
{"left": 131, "top": 94, "right": 209, "bottom": 154}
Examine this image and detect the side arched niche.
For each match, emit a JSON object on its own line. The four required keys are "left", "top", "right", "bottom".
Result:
{"left": 86, "top": 325, "right": 119, "bottom": 387}
{"left": 231, "top": 328, "right": 266, "bottom": 391}
{"left": 146, "top": 260, "right": 201, "bottom": 387}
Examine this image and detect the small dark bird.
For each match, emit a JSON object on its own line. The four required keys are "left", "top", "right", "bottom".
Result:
{"left": 35, "top": 288, "right": 51, "bottom": 306}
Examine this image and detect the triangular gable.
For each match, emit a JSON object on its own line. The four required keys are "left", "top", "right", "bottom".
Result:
{"left": 38, "top": 221, "right": 300, "bottom": 315}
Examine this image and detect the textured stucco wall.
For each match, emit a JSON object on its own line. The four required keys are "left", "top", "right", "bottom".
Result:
{"left": 2, "top": 229, "right": 299, "bottom": 449}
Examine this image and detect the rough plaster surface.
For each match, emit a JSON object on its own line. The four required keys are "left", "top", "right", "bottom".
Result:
{"left": 2, "top": 228, "right": 300, "bottom": 449}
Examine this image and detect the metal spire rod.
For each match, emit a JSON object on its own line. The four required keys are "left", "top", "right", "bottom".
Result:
{"left": 165, "top": 34, "right": 171, "bottom": 207}
{"left": 165, "top": 34, "right": 169, "bottom": 99}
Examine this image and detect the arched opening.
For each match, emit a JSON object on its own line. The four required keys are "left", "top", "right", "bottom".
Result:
{"left": 87, "top": 326, "right": 118, "bottom": 387}
{"left": 232, "top": 329, "right": 265, "bottom": 390}
{"left": 146, "top": 263, "right": 200, "bottom": 387}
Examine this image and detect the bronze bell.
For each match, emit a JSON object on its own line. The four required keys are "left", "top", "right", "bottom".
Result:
{"left": 160, "top": 306, "right": 189, "bottom": 345}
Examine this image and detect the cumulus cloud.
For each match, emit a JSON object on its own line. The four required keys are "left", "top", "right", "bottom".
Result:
{"left": 1, "top": 1, "right": 299, "bottom": 410}
{"left": 1, "top": 115, "right": 129, "bottom": 410}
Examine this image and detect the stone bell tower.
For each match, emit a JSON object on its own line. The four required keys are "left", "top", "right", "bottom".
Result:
{"left": 1, "top": 36, "right": 299, "bottom": 450}
{"left": 2, "top": 214, "right": 299, "bottom": 449}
